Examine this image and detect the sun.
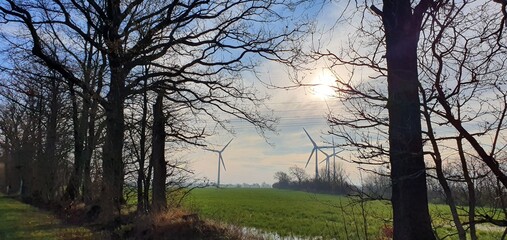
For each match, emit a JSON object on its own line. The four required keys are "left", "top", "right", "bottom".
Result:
{"left": 311, "top": 70, "right": 337, "bottom": 100}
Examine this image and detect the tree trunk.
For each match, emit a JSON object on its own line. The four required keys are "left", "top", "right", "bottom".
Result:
{"left": 42, "top": 77, "right": 59, "bottom": 202}
{"left": 422, "top": 95, "right": 466, "bottom": 240}
{"left": 29, "top": 92, "right": 45, "bottom": 200}
{"left": 151, "top": 93, "right": 167, "bottom": 213}
{"left": 458, "top": 136, "right": 477, "bottom": 240}
{"left": 383, "top": 0, "right": 435, "bottom": 239}
{"left": 83, "top": 95, "right": 99, "bottom": 203}
{"left": 137, "top": 81, "right": 148, "bottom": 213}
{"left": 99, "top": 68, "right": 125, "bottom": 223}
{"left": 144, "top": 160, "right": 153, "bottom": 212}
{"left": 65, "top": 83, "right": 88, "bottom": 201}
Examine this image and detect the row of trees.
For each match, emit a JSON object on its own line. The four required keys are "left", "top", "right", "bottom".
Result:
{"left": 0, "top": 0, "right": 311, "bottom": 224}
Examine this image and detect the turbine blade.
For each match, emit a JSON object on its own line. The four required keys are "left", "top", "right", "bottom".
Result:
{"left": 329, "top": 149, "right": 343, "bottom": 158}
{"left": 303, "top": 128, "right": 317, "bottom": 146}
{"left": 318, "top": 148, "right": 329, "bottom": 156}
{"left": 305, "top": 149, "right": 315, "bottom": 168}
{"left": 318, "top": 145, "right": 334, "bottom": 149}
{"left": 319, "top": 149, "right": 331, "bottom": 163}
{"left": 221, "top": 139, "right": 233, "bottom": 152}
{"left": 220, "top": 155, "right": 227, "bottom": 171}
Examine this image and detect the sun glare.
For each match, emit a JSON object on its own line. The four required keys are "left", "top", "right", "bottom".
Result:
{"left": 311, "top": 70, "right": 337, "bottom": 100}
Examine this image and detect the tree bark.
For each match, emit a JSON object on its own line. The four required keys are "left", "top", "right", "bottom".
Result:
{"left": 382, "top": 0, "right": 435, "bottom": 239}
{"left": 151, "top": 93, "right": 167, "bottom": 213}
{"left": 99, "top": 65, "right": 125, "bottom": 223}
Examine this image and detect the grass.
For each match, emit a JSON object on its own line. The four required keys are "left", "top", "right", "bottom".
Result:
{"left": 2, "top": 189, "right": 500, "bottom": 239}
{"left": 0, "top": 194, "right": 96, "bottom": 240}
{"left": 184, "top": 188, "right": 504, "bottom": 239}
{"left": 185, "top": 188, "right": 391, "bottom": 239}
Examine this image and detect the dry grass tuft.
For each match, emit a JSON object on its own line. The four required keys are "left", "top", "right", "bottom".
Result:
{"left": 130, "top": 208, "right": 263, "bottom": 240}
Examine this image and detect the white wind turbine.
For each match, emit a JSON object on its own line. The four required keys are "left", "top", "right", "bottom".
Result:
{"left": 330, "top": 137, "right": 344, "bottom": 181}
{"left": 318, "top": 139, "right": 342, "bottom": 181}
{"left": 303, "top": 128, "right": 334, "bottom": 179}
{"left": 205, "top": 139, "right": 233, "bottom": 188}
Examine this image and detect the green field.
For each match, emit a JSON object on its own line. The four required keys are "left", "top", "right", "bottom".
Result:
{"left": 184, "top": 188, "right": 503, "bottom": 239}
{"left": 0, "top": 194, "right": 96, "bottom": 240}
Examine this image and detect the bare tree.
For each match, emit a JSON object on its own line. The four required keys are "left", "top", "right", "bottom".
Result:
{"left": 311, "top": 0, "right": 435, "bottom": 237}
{"left": 273, "top": 171, "right": 292, "bottom": 188}
{"left": 314, "top": 0, "right": 507, "bottom": 238}
{"left": 0, "top": 52, "right": 75, "bottom": 203}
{"left": 289, "top": 165, "right": 308, "bottom": 185}
{"left": 419, "top": 0, "right": 507, "bottom": 235}
{"left": 0, "top": 0, "right": 307, "bottom": 222}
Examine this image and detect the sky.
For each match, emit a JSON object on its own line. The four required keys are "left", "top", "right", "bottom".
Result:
{"left": 2, "top": 1, "right": 503, "bottom": 188}
{"left": 0, "top": 0, "right": 360, "bottom": 186}
{"left": 183, "top": 29, "right": 364, "bottom": 185}
{"left": 180, "top": 2, "right": 364, "bottom": 186}
{"left": 174, "top": 0, "right": 507, "bottom": 187}
{"left": 185, "top": 69, "right": 353, "bottom": 186}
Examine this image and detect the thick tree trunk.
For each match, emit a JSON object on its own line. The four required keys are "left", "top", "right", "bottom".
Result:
{"left": 99, "top": 68, "right": 125, "bottom": 223}
{"left": 387, "top": 47, "right": 435, "bottom": 240}
{"left": 100, "top": 104, "right": 124, "bottom": 222}
{"left": 151, "top": 93, "right": 167, "bottom": 213}
{"left": 383, "top": 0, "right": 435, "bottom": 239}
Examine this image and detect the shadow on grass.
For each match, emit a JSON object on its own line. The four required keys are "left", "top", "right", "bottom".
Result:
{"left": 0, "top": 195, "right": 95, "bottom": 240}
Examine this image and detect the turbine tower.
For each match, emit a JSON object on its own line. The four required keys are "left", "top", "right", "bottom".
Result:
{"left": 205, "top": 139, "right": 233, "bottom": 188}
{"left": 332, "top": 137, "right": 336, "bottom": 181}
{"left": 319, "top": 150, "right": 333, "bottom": 181}
{"left": 303, "top": 128, "right": 333, "bottom": 179}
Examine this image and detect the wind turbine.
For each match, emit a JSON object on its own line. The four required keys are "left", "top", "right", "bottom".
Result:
{"left": 319, "top": 150, "right": 333, "bottom": 181}
{"left": 205, "top": 139, "right": 233, "bottom": 188}
{"left": 318, "top": 141, "right": 342, "bottom": 181}
{"left": 303, "top": 128, "right": 333, "bottom": 179}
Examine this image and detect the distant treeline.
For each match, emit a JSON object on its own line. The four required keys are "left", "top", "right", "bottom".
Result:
{"left": 273, "top": 165, "right": 506, "bottom": 208}
{"left": 272, "top": 166, "right": 353, "bottom": 195}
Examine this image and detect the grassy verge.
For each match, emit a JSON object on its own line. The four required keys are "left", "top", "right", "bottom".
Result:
{"left": 0, "top": 194, "right": 95, "bottom": 240}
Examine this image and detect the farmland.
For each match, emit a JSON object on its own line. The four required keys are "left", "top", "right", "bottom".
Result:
{"left": 184, "top": 188, "right": 503, "bottom": 239}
